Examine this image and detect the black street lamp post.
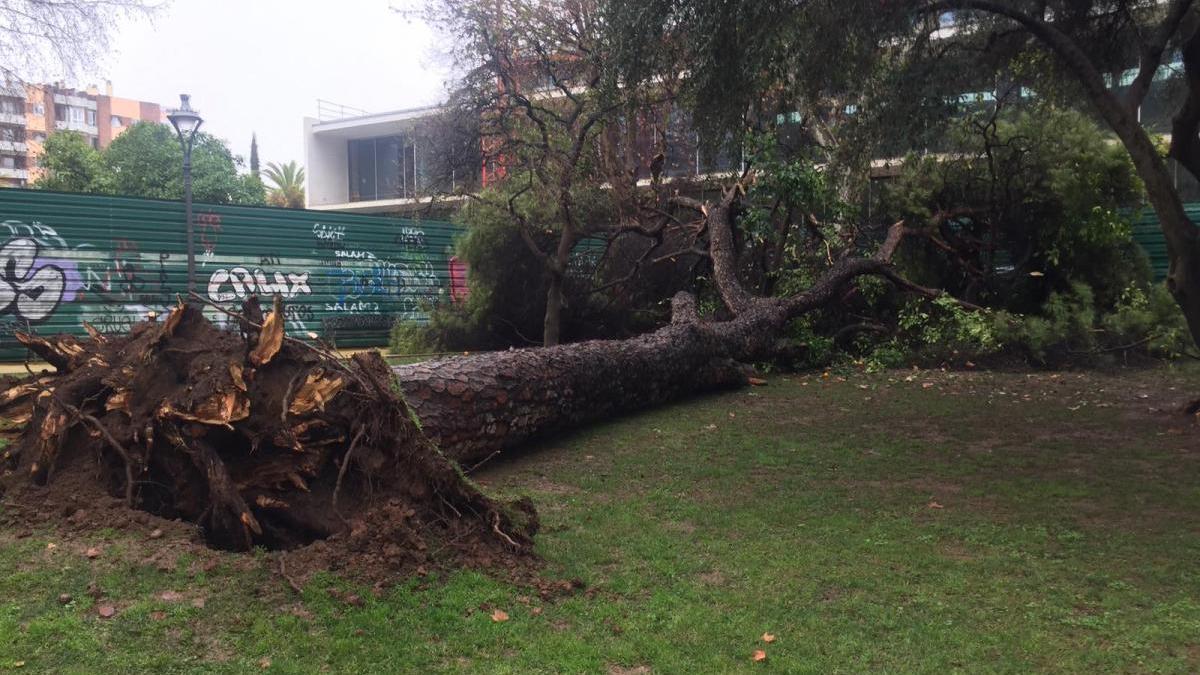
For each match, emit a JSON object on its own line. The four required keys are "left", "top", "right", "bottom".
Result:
{"left": 167, "top": 94, "right": 203, "bottom": 296}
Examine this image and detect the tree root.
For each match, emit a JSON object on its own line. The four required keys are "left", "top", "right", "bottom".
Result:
{"left": 0, "top": 298, "right": 537, "bottom": 566}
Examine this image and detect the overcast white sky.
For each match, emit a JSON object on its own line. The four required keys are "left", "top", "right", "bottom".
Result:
{"left": 91, "top": 0, "right": 448, "bottom": 168}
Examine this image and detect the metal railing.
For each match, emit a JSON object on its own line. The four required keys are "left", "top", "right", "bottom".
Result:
{"left": 316, "top": 99, "right": 370, "bottom": 122}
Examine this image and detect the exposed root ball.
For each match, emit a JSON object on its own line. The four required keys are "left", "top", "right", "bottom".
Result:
{"left": 0, "top": 297, "right": 535, "bottom": 568}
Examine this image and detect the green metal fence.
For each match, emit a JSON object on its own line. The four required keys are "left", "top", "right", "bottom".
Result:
{"left": 0, "top": 189, "right": 465, "bottom": 360}
{"left": 1130, "top": 204, "right": 1200, "bottom": 281}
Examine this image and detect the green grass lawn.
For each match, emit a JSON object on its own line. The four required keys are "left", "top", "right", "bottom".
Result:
{"left": 2, "top": 365, "right": 1199, "bottom": 673}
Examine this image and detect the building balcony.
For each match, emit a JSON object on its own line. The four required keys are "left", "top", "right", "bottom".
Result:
{"left": 308, "top": 193, "right": 466, "bottom": 214}
{"left": 0, "top": 168, "right": 28, "bottom": 180}
{"left": 0, "top": 112, "right": 25, "bottom": 126}
{"left": 54, "top": 120, "right": 98, "bottom": 134}
{"left": 52, "top": 93, "right": 96, "bottom": 109}
{"left": 0, "top": 140, "right": 26, "bottom": 153}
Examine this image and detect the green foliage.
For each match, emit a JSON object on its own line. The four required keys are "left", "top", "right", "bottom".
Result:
{"left": 388, "top": 320, "right": 438, "bottom": 355}
{"left": 859, "top": 296, "right": 1003, "bottom": 371}
{"left": 249, "top": 133, "right": 260, "bottom": 177}
{"left": 34, "top": 122, "right": 265, "bottom": 205}
{"left": 882, "top": 105, "right": 1144, "bottom": 311}
{"left": 263, "top": 160, "right": 305, "bottom": 208}
{"left": 33, "top": 132, "right": 108, "bottom": 193}
{"left": 989, "top": 282, "right": 1190, "bottom": 366}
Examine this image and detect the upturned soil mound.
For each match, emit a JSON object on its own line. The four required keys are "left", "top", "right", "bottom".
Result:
{"left": 0, "top": 297, "right": 536, "bottom": 577}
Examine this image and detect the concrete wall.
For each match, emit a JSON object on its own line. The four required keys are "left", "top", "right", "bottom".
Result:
{"left": 304, "top": 117, "right": 349, "bottom": 208}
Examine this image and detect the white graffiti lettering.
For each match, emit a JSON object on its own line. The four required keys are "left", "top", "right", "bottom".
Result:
{"left": 0, "top": 237, "right": 67, "bottom": 322}
{"left": 1, "top": 220, "right": 70, "bottom": 250}
{"left": 334, "top": 249, "right": 377, "bottom": 261}
{"left": 207, "top": 267, "right": 312, "bottom": 302}
{"left": 394, "top": 227, "right": 426, "bottom": 251}
{"left": 312, "top": 223, "right": 345, "bottom": 241}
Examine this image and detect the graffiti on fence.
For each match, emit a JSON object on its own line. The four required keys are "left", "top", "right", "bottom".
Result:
{"left": 0, "top": 191, "right": 464, "bottom": 358}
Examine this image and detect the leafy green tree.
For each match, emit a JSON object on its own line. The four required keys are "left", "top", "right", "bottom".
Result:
{"left": 33, "top": 132, "right": 108, "bottom": 193}
{"left": 882, "top": 104, "right": 1144, "bottom": 311}
{"left": 103, "top": 121, "right": 265, "bottom": 204}
{"left": 35, "top": 122, "right": 264, "bottom": 205}
{"left": 263, "top": 160, "right": 305, "bottom": 208}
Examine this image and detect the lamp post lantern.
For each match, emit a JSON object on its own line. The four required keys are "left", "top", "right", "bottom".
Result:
{"left": 167, "top": 94, "right": 203, "bottom": 296}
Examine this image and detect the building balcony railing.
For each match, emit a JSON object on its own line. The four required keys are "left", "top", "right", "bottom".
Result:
{"left": 52, "top": 93, "right": 96, "bottom": 109}
{"left": 0, "top": 168, "right": 28, "bottom": 179}
{"left": 54, "top": 120, "right": 98, "bottom": 134}
{"left": 0, "top": 112, "right": 24, "bottom": 126}
{"left": 0, "top": 140, "right": 27, "bottom": 153}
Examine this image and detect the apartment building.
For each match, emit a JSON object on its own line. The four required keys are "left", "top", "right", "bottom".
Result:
{"left": 0, "top": 81, "right": 164, "bottom": 188}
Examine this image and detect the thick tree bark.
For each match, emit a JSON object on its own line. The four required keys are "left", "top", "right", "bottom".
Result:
{"left": 543, "top": 274, "right": 565, "bottom": 347}
{"left": 398, "top": 189, "right": 902, "bottom": 465}
{"left": 398, "top": 293, "right": 756, "bottom": 464}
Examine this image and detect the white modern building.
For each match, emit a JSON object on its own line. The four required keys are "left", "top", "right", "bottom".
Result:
{"left": 303, "top": 101, "right": 477, "bottom": 214}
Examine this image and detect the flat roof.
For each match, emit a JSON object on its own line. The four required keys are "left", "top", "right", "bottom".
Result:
{"left": 309, "top": 104, "right": 444, "bottom": 138}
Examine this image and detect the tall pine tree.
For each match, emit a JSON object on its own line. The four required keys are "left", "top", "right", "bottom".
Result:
{"left": 249, "top": 133, "right": 260, "bottom": 178}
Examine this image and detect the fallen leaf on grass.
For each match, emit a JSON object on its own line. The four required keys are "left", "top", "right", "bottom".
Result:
{"left": 761, "top": 633, "right": 776, "bottom": 643}
{"left": 748, "top": 377, "right": 768, "bottom": 386}
{"left": 258, "top": 657, "right": 272, "bottom": 669}
{"left": 159, "top": 590, "right": 182, "bottom": 602}
{"left": 491, "top": 609, "right": 510, "bottom": 622}
{"left": 928, "top": 501, "right": 945, "bottom": 509}
{"left": 150, "top": 611, "right": 166, "bottom": 621}
{"left": 531, "top": 607, "right": 543, "bottom": 616}
{"left": 97, "top": 605, "right": 116, "bottom": 618}
{"left": 85, "top": 547, "right": 101, "bottom": 559}
{"left": 752, "top": 650, "right": 767, "bottom": 662}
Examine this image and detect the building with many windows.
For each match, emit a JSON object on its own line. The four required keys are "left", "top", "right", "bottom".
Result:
{"left": 0, "top": 80, "right": 165, "bottom": 188}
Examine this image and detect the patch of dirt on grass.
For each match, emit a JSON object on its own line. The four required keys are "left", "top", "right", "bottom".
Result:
{"left": 608, "top": 665, "right": 652, "bottom": 674}
{"left": 697, "top": 569, "right": 726, "bottom": 586}
{"left": 939, "top": 542, "right": 976, "bottom": 562}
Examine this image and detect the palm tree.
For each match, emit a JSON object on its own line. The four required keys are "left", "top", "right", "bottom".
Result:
{"left": 263, "top": 160, "right": 305, "bottom": 209}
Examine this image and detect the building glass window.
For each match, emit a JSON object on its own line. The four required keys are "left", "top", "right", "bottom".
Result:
{"left": 85, "top": 109, "right": 96, "bottom": 126}
{"left": 0, "top": 126, "right": 25, "bottom": 141}
{"left": 32, "top": 103, "right": 44, "bottom": 116}
{"left": 111, "top": 115, "right": 123, "bottom": 127}
{"left": 347, "top": 134, "right": 419, "bottom": 201}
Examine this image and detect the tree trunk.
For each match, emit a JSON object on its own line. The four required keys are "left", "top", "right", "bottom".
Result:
{"left": 543, "top": 274, "right": 564, "bottom": 347}
{"left": 397, "top": 292, "right": 764, "bottom": 465}
{"left": 1125, "top": 130, "right": 1200, "bottom": 345}
{"left": 397, "top": 194, "right": 900, "bottom": 465}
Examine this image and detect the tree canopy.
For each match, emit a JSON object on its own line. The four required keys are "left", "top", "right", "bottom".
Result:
{"left": 34, "top": 122, "right": 266, "bottom": 205}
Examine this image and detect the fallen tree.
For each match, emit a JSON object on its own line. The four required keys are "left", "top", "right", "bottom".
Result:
{"left": 0, "top": 178, "right": 930, "bottom": 564}
{"left": 399, "top": 185, "right": 931, "bottom": 465}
